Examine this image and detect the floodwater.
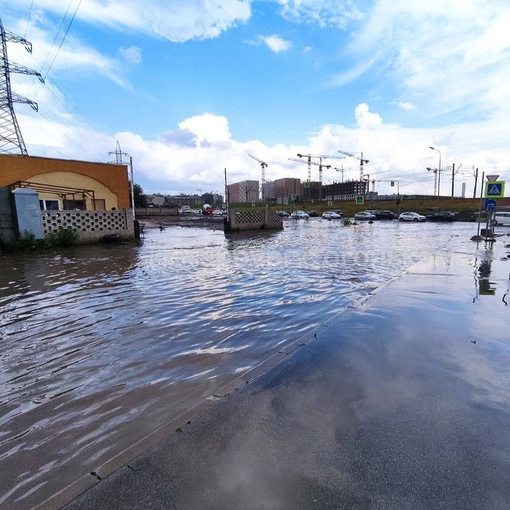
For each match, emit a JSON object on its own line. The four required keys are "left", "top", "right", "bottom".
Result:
{"left": 0, "top": 219, "right": 478, "bottom": 509}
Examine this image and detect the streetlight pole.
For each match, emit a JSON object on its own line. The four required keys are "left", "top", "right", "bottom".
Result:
{"left": 427, "top": 167, "right": 438, "bottom": 196}
{"left": 429, "top": 146, "right": 441, "bottom": 203}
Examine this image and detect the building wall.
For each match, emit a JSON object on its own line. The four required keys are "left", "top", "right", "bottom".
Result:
{"left": 301, "top": 181, "right": 322, "bottom": 201}
{"left": 323, "top": 180, "right": 369, "bottom": 201}
{"left": 261, "top": 181, "right": 275, "bottom": 201}
{"left": 227, "top": 180, "right": 259, "bottom": 203}
{"left": 0, "top": 154, "right": 130, "bottom": 210}
{"left": 274, "top": 178, "right": 301, "bottom": 200}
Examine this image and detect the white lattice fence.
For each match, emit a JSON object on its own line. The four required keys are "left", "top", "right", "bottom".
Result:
{"left": 42, "top": 209, "right": 134, "bottom": 243}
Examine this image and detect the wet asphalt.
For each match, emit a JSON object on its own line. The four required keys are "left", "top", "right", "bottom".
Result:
{"left": 64, "top": 242, "right": 510, "bottom": 510}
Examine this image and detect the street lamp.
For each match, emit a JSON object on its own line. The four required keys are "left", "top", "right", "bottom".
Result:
{"left": 426, "top": 167, "right": 438, "bottom": 196}
{"left": 429, "top": 146, "right": 441, "bottom": 199}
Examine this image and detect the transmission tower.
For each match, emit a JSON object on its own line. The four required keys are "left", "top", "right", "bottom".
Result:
{"left": 0, "top": 18, "right": 44, "bottom": 155}
{"left": 108, "top": 141, "right": 129, "bottom": 164}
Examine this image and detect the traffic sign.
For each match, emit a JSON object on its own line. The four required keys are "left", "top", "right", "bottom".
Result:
{"left": 485, "top": 181, "right": 505, "bottom": 198}
{"left": 485, "top": 198, "right": 497, "bottom": 211}
{"left": 355, "top": 195, "right": 364, "bottom": 204}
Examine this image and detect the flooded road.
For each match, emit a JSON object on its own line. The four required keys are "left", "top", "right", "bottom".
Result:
{"left": 0, "top": 219, "right": 479, "bottom": 508}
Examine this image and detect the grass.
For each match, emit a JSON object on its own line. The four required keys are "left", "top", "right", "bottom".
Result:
{"left": 229, "top": 197, "right": 509, "bottom": 218}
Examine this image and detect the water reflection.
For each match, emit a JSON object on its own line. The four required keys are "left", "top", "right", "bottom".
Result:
{"left": 0, "top": 221, "right": 476, "bottom": 509}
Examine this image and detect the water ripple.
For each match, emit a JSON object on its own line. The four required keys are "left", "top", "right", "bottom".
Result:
{"left": 0, "top": 220, "right": 475, "bottom": 508}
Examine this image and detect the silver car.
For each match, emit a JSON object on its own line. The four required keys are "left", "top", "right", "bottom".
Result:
{"left": 398, "top": 212, "right": 426, "bottom": 222}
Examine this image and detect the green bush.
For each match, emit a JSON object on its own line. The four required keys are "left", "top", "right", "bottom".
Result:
{"left": 47, "top": 227, "right": 78, "bottom": 247}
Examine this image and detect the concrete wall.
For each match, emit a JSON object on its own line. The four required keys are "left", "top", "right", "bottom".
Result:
{"left": 225, "top": 209, "right": 283, "bottom": 232}
{"left": 42, "top": 209, "right": 134, "bottom": 244}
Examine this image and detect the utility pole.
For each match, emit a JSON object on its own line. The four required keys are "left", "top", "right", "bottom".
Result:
{"left": 0, "top": 18, "right": 44, "bottom": 155}
{"left": 109, "top": 141, "right": 133, "bottom": 216}
{"left": 334, "top": 166, "right": 345, "bottom": 182}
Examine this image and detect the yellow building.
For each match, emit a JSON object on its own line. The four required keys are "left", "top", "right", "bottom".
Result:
{"left": 0, "top": 154, "right": 130, "bottom": 211}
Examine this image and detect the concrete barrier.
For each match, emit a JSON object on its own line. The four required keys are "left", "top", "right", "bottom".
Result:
{"left": 224, "top": 209, "right": 283, "bottom": 232}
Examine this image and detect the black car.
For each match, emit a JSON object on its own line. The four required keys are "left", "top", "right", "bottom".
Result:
{"left": 426, "top": 211, "right": 455, "bottom": 222}
{"left": 374, "top": 210, "right": 395, "bottom": 220}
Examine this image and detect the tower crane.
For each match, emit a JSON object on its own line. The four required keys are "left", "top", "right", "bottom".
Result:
{"left": 338, "top": 150, "right": 369, "bottom": 182}
{"left": 289, "top": 157, "right": 331, "bottom": 183}
{"left": 248, "top": 153, "right": 268, "bottom": 183}
{"left": 295, "top": 153, "right": 346, "bottom": 183}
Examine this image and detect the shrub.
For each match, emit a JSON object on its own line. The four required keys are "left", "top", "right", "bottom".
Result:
{"left": 47, "top": 227, "right": 78, "bottom": 247}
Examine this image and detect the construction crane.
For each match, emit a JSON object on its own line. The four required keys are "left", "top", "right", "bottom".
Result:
{"left": 338, "top": 150, "right": 369, "bottom": 182}
{"left": 289, "top": 156, "right": 332, "bottom": 183}
{"left": 295, "top": 153, "right": 346, "bottom": 183}
{"left": 248, "top": 153, "right": 268, "bottom": 183}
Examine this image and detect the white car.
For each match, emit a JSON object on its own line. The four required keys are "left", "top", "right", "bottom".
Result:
{"left": 354, "top": 211, "right": 376, "bottom": 221}
{"left": 290, "top": 210, "right": 309, "bottom": 219}
{"left": 492, "top": 211, "right": 510, "bottom": 226}
{"left": 322, "top": 211, "right": 342, "bottom": 219}
{"left": 399, "top": 212, "right": 426, "bottom": 222}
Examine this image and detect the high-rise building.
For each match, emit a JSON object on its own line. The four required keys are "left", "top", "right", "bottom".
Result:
{"left": 323, "top": 180, "right": 369, "bottom": 201}
{"left": 227, "top": 180, "right": 260, "bottom": 203}
{"left": 261, "top": 181, "right": 275, "bottom": 201}
{"left": 274, "top": 178, "right": 301, "bottom": 203}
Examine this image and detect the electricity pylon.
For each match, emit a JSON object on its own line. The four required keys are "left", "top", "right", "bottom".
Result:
{"left": 0, "top": 18, "right": 44, "bottom": 155}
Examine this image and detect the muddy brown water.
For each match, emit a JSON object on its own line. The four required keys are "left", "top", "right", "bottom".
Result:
{"left": 0, "top": 220, "right": 477, "bottom": 508}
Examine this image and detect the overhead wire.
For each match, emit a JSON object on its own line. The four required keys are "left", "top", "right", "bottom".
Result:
{"left": 23, "top": 0, "right": 34, "bottom": 38}
{"left": 18, "top": 0, "right": 115, "bottom": 160}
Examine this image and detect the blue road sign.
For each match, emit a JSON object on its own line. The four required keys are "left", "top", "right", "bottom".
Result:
{"left": 485, "top": 198, "right": 497, "bottom": 211}
{"left": 485, "top": 181, "right": 505, "bottom": 198}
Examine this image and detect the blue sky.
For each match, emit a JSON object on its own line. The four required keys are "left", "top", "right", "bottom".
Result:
{"left": 2, "top": 0, "right": 509, "bottom": 197}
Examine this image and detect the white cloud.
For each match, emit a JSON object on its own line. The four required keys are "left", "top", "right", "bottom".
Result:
{"left": 355, "top": 103, "right": 382, "bottom": 129}
{"left": 13, "top": 0, "right": 253, "bottom": 43}
{"left": 178, "top": 113, "right": 232, "bottom": 144}
{"left": 261, "top": 35, "right": 292, "bottom": 53}
{"left": 343, "top": 0, "right": 510, "bottom": 124}
{"left": 7, "top": 21, "right": 128, "bottom": 87}
{"left": 120, "top": 46, "right": 142, "bottom": 64}
{"left": 278, "top": 0, "right": 364, "bottom": 28}
{"left": 398, "top": 101, "right": 417, "bottom": 111}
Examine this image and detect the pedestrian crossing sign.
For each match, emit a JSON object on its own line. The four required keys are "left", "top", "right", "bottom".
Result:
{"left": 355, "top": 195, "right": 364, "bottom": 204}
{"left": 485, "top": 181, "right": 505, "bottom": 198}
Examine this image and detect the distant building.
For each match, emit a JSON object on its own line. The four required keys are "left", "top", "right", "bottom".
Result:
{"left": 323, "top": 180, "right": 369, "bottom": 201}
{"left": 301, "top": 181, "right": 322, "bottom": 202}
{"left": 227, "top": 180, "right": 259, "bottom": 203}
{"left": 274, "top": 178, "right": 301, "bottom": 204}
{"left": 261, "top": 181, "right": 275, "bottom": 201}
{"left": 146, "top": 194, "right": 165, "bottom": 207}
{"left": 202, "top": 192, "right": 224, "bottom": 206}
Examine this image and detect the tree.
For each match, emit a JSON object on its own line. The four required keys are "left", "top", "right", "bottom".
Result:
{"left": 133, "top": 183, "right": 148, "bottom": 208}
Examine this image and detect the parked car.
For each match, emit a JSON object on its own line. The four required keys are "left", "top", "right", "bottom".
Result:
{"left": 374, "top": 210, "right": 395, "bottom": 220}
{"left": 399, "top": 211, "right": 426, "bottom": 222}
{"left": 492, "top": 211, "right": 510, "bottom": 226}
{"left": 307, "top": 210, "right": 320, "bottom": 217}
{"left": 276, "top": 210, "right": 290, "bottom": 217}
{"left": 290, "top": 210, "right": 310, "bottom": 219}
{"left": 212, "top": 209, "right": 227, "bottom": 216}
{"left": 354, "top": 211, "right": 376, "bottom": 221}
{"left": 426, "top": 210, "right": 455, "bottom": 222}
{"left": 322, "top": 211, "right": 342, "bottom": 220}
